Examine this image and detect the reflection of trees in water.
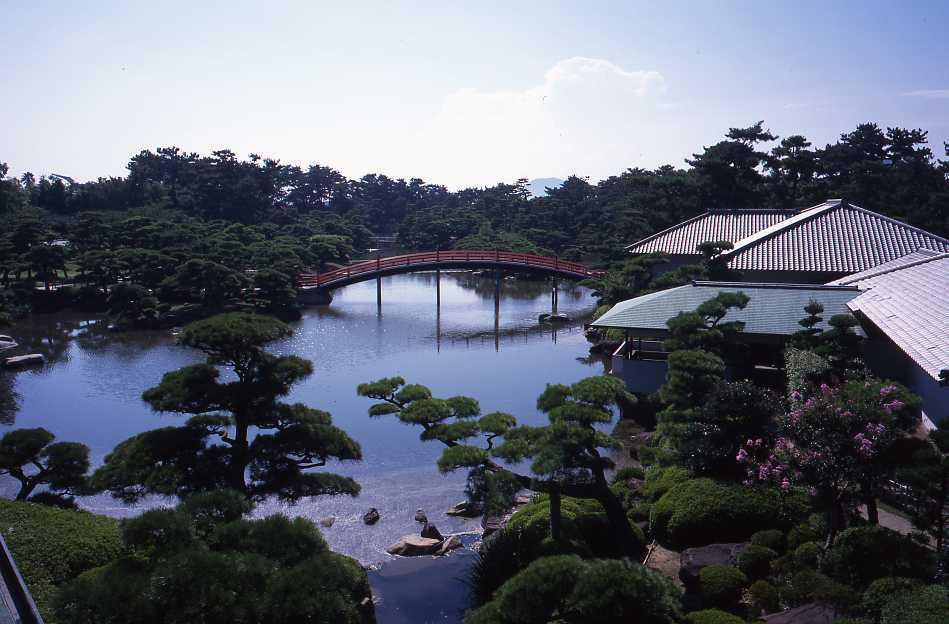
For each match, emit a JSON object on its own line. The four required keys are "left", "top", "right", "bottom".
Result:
{"left": 0, "top": 374, "right": 18, "bottom": 425}
{"left": 446, "top": 271, "right": 586, "bottom": 303}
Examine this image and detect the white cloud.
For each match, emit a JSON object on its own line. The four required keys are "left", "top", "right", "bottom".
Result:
{"left": 902, "top": 89, "right": 949, "bottom": 99}
{"left": 384, "top": 57, "right": 673, "bottom": 188}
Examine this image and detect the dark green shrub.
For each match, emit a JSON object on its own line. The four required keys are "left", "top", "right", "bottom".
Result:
{"left": 793, "top": 541, "right": 822, "bottom": 567}
{"left": 781, "top": 569, "right": 859, "bottom": 609}
{"left": 54, "top": 498, "right": 371, "bottom": 624}
{"left": 786, "top": 514, "right": 825, "bottom": 550}
{"left": 860, "top": 577, "right": 921, "bottom": 621}
{"left": 749, "top": 579, "right": 780, "bottom": 614}
{"left": 474, "top": 496, "right": 646, "bottom": 604}
{"left": 640, "top": 465, "right": 690, "bottom": 501}
{"left": 737, "top": 544, "right": 778, "bottom": 580}
{"left": 685, "top": 609, "right": 745, "bottom": 624}
{"left": 0, "top": 500, "right": 123, "bottom": 620}
{"left": 751, "top": 529, "right": 785, "bottom": 553}
{"left": 465, "top": 555, "right": 682, "bottom": 624}
{"left": 823, "top": 526, "right": 935, "bottom": 590}
{"left": 650, "top": 479, "right": 804, "bottom": 549}
{"left": 699, "top": 564, "right": 747, "bottom": 612}
{"left": 612, "top": 466, "right": 645, "bottom": 482}
{"left": 879, "top": 585, "right": 949, "bottom": 624}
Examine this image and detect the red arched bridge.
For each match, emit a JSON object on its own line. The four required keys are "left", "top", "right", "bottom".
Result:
{"left": 296, "top": 250, "right": 604, "bottom": 304}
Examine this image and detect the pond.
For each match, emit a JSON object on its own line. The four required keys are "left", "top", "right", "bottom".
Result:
{"left": 1, "top": 271, "right": 604, "bottom": 621}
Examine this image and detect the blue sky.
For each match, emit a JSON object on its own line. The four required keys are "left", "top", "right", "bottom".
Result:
{"left": 2, "top": 1, "right": 948, "bottom": 188}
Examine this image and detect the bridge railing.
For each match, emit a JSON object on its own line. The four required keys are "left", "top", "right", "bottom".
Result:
{"left": 297, "top": 250, "right": 603, "bottom": 288}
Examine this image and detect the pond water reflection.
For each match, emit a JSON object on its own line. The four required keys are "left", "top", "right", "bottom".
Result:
{"left": 2, "top": 271, "right": 604, "bottom": 565}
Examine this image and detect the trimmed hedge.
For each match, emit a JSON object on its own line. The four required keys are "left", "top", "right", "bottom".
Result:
{"left": 749, "top": 579, "right": 779, "bottom": 614}
{"left": 737, "top": 544, "right": 778, "bottom": 580}
{"left": 823, "top": 526, "right": 934, "bottom": 590}
{"left": 780, "top": 569, "right": 859, "bottom": 609}
{"left": 750, "top": 529, "right": 785, "bottom": 554}
{"left": 0, "top": 500, "right": 123, "bottom": 621}
{"left": 650, "top": 479, "right": 805, "bottom": 549}
{"left": 879, "top": 585, "right": 949, "bottom": 624}
{"left": 860, "top": 577, "right": 921, "bottom": 620}
{"left": 698, "top": 564, "right": 747, "bottom": 612}
{"left": 685, "top": 609, "right": 745, "bottom": 624}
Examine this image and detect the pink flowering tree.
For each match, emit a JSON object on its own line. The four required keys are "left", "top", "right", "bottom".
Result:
{"left": 737, "top": 380, "right": 920, "bottom": 546}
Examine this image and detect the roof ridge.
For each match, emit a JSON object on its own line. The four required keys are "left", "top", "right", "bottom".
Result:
{"left": 624, "top": 212, "right": 711, "bottom": 251}
{"left": 720, "top": 200, "right": 841, "bottom": 259}
{"left": 691, "top": 280, "right": 859, "bottom": 291}
{"left": 830, "top": 250, "right": 949, "bottom": 285}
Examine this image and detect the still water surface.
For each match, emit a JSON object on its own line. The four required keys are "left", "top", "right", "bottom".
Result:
{"left": 2, "top": 272, "right": 602, "bottom": 567}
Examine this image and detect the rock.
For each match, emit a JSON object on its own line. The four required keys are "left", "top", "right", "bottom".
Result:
{"left": 385, "top": 535, "right": 443, "bottom": 556}
{"left": 436, "top": 535, "right": 463, "bottom": 556}
{"left": 414, "top": 509, "right": 428, "bottom": 523}
{"left": 481, "top": 513, "right": 505, "bottom": 537}
{"left": 446, "top": 500, "right": 481, "bottom": 517}
{"left": 421, "top": 523, "right": 444, "bottom": 541}
{"left": 319, "top": 516, "right": 335, "bottom": 528}
{"left": 363, "top": 508, "right": 380, "bottom": 525}
{"left": 644, "top": 544, "right": 683, "bottom": 588}
{"left": 762, "top": 602, "right": 837, "bottom": 623}
{"left": 514, "top": 494, "right": 533, "bottom": 506}
{"left": 679, "top": 542, "right": 747, "bottom": 589}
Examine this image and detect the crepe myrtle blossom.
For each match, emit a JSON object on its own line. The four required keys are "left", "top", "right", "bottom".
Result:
{"left": 737, "top": 379, "right": 917, "bottom": 492}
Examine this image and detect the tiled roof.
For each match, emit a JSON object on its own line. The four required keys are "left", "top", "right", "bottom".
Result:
{"left": 827, "top": 249, "right": 942, "bottom": 285}
{"left": 625, "top": 210, "right": 796, "bottom": 255}
{"left": 723, "top": 200, "right": 949, "bottom": 273}
{"left": 592, "top": 281, "right": 860, "bottom": 336}
{"left": 842, "top": 251, "right": 949, "bottom": 381}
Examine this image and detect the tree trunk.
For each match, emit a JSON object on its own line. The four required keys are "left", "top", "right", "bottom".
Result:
{"left": 231, "top": 421, "right": 250, "bottom": 494}
{"left": 549, "top": 483, "right": 562, "bottom": 542}
{"left": 15, "top": 479, "right": 36, "bottom": 501}
{"left": 595, "top": 482, "right": 641, "bottom": 559}
{"left": 861, "top": 481, "right": 879, "bottom": 525}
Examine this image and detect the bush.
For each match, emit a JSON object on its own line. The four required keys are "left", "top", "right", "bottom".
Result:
{"left": 737, "top": 544, "right": 778, "bottom": 580}
{"left": 650, "top": 479, "right": 804, "bottom": 549}
{"left": 749, "top": 579, "right": 780, "bottom": 614}
{"left": 465, "top": 555, "right": 682, "bottom": 624}
{"left": 860, "top": 577, "right": 921, "bottom": 620}
{"left": 822, "top": 526, "right": 935, "bottom": 590}
{"left": 781, "top": 569, "right": 859, "bottom": 609}
{"left": 0, "top": 500, "right": 123, "bottom": 621}
{"left": 879, "top": 585, "right": 949, "bottom": 624}
{"left": 699, "top": 564, "right": 747, "bottom": 612}
{"left": 751, "top": 529, "right": 785, "bottom": 554}
{"left": 793, "top": 541, "right": 822, "bottom": 568}
{"left": 640, "top": 465, "right": 690, "bottom": 501}
{"left": 685, "top": 609, "right": 745, "bottom": 624}
{"left": 474, "top": 496, "right": 646, "bottom": 604}
{"left": 786, "top": 515, "right": 825, "bottom": 550}
{"left": 54, "top": 498, "right": 372, "bottom": 624}
{"left": 612, "top": 466, "right": 645, "bottom": 482}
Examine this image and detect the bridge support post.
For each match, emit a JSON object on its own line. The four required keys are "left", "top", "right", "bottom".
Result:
{"left": 435, "top": 269, "right": 441, "bottom": 307}
{"left": 551, "top": 278, "right": 559, "bottom": 315}
{"left": 494, "top": 269, "right": 501, "bottom": 350}
{"left": 376, "top": 276, "right": 382, "bottom": 312}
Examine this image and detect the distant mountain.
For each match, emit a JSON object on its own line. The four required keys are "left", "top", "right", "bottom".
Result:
{"left": 527, "top": 177, "right": 564, "bottom": 198}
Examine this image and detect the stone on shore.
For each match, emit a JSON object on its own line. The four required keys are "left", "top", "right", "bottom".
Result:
{"left": 386, "top": 535, "right": 443, "bottom": 556}
{"left": 414, "top": 509, "right": 428, "bottom": 523}
{"left": 436, "top": 535, "right": 463, "bottom": 555}
{"left": 319, "top": 516, "right": 335, "bottom": 528}
{"left": 420, "top": 523, "right": 444, "bottom": 541}
{"left": 679, "top": 542, "right": 747, "bottom": 589}
{"left": 363, "top": 508, "right": 381, "bottom": 525}
{"left": 446, "top": 500, "right": 481, "bottom": 517}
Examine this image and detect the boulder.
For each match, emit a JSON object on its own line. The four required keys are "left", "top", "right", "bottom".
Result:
{"left": 414, "top": 509, "right": 428, "bottom": 523}
{"left": 436, "top": 535, "right": 463, "bottom": 556}
{"left": 482, "top": 513, "right": 506, "bottom": 537}
{"left": 421, "top": 523, "right": 444, "bottom": 541}
{"left": 679, "top": 542, "right": 747, "bottom": 588}
{"left": 385, "top": 535, "right": 443, "bottom": 556}
{"left": 446, "top": 500, "right": 481, "bottom": 517}
{"left": 514, "top": 494, "right": 533, "bottom": 506}
{"left": 319, "top": 516, "right": 336, "bottom": 528}
{"left": 762, "top": 602, "right": 837, "bottom": 624}
{"left": 363, "top": 508, "right": 380, "bottom": 525}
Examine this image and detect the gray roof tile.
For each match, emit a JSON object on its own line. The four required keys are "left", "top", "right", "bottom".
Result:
{"left": 592, "top": 281, "right": 860, "bottom": 336}
{"left": 625, "top": 210, "right": 795, "bottom": 255}
{"left": 843, "top": 252, "right": 949, "bottom": 381}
